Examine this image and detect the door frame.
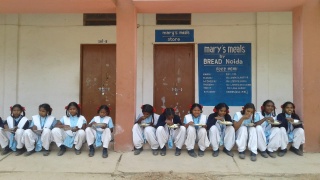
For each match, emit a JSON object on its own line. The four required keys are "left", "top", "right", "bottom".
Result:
{"left": 153, "top": 43, "right": 195, "bottom": 114}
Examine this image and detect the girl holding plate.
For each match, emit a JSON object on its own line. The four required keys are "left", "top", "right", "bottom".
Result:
{"left": 132, "top": 104, "right": 160, "bottom": 155}
{"left": 277, "top": 101, "right": 304, "bottom": 156}
{"left": 86, "top": 105, "right": 113, "bottom": 158}
{"left": 52, "top": 102, "right": 87, "bottom": 156}
{"left": 184, "top": 103, "right": 210, "bottom": 158}
{"left": 23, "top": 103, "right": 57, "bottom": 156}
{"left": 155, "top": 108, "right": 186, "bottom": 156}
{"left": 255, "top": 100, "right": 281, "bottom": 158}
{"left": 207, "top": 103, "right": 235, "bottom": 157}
{"left": 233, "top": 103, "right": 260, "bottom": 161}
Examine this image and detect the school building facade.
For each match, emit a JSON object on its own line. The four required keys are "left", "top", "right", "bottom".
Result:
{"left": 0, "top": 0, "right": 319, "bottom": 152}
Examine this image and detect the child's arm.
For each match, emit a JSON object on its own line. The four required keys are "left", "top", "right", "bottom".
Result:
{"left": 77, "top": 117, "right": 87, "bottom": 131}
{"left": 255, "top": 113, "right": 273, "bottom": 125}
{"left": 233, "top": 114, "right": 251, "bottom": 131}
{"left": 54, "top": 121, "right": 65, "bottom": 128}
{"left": 184, "top": 117, "right": 194, "bottom": 128}
{"left": 87, "top": 118, "right": 96, "bottom": 127}
{"left": 156, "top": 115, "right": 166, "bottom": 128}
{"left": 135, "top": 114, "right": 146, "bottom": 124}
{"left": 29, "top": 120, "right": 37, "bottom": 130}
{"left": 3, "top": 120, "right": 9, "bottom": 130}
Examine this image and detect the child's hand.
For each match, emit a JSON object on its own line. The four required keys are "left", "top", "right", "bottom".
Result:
{"left": 215, "top": 116, "right": 224, "bottom": 121}
{"left": 101, "top": 124, "right": 107, "bottom": 129}
{"left": 242, "top": 113, "right": 252, "bottom": 120}
{"left": 188, "top": 121, "right": 194, "bottom": 126}
{"left": 63, "top": 125, "right": 71, "bottom": 130}
{"left": 12, "top": 127, "right": 18, "bottom": 132}
{"left": 266, "top": 117, "right": 274, "bottom": 123}
{"left": 165, "top": 120, "right": 173, "bottom": 126}
{"left": 286, "top": 118, "right": 294, "bottom": 123}
{"left": 137, "top": 116, "right": 147, "bottom": 124}
{"left": 32, "top": 126, "right": 38, "bottom": 131}
{"left": 71, "top": 127, "right": 79, "bottom": 132}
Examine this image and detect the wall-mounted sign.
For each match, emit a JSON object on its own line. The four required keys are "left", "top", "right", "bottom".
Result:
{"left": 98, "top": 39, "right": 108, "bottom": 43}
{"left": 198, "top": 43, "right": 252, "bottom": 106}
{"left": 155, "top": 29, "right": 194, "bottom": 42}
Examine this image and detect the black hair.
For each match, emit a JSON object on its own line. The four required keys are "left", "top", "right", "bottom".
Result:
{"left": 39, "top": 103, "right": 52, "bottom": 116}
{"left": 97, "top": 105, "right": 110, "bottom": 116}
{"left": 141, "top": 104, "right": 155, "bottom": 124}
{"left": 281, "top": 101, "right": 296, "bottom": 114}
{"left": 189, "top": 103, "right": 203, "bottom": 114}
{"left": 65, "top": 102, "right": 81, "bottom": 117}
{"left": 162, "top": 108, "right": 175, "bottom": 117}
{"left": 10, "top": 104, "right": 26, "bottom": 118}
{"left": 241, "top": 103, "right": 255, "bottom": 121}
{"left": 261, "top": 100, "right": 276, "bottom": 117}
{"left": 213, "top": 103, "right": 229, "bottom": 116}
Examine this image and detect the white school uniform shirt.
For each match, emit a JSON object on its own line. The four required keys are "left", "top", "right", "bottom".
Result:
{"left": 89, "top": 116, "right": 114, "bottom": 132}
{"left": 6, "top": 116, "right": 29, "bottom": 129}
{"left": 135, "top": 113, "right": 160, "bottom": 125}
{"left": 183, "top": 114, "right": 207, "bottom": 125}
{"left": 233, "top": 112, "right": 260, "bottom": 126}
{"left": 30, "top": 115, "right": 56, "bottom": 130}
{"left": 60, "top": 115, "right": 87, "bottom": 136}
{"left": 60, "top": 115, "right": 86, "bottom": 127}
{"left": 256, "top": 112, "right": 277, "bottom": 130}
{"left": 257, "top": 112, "right": 277, "bottom": 142}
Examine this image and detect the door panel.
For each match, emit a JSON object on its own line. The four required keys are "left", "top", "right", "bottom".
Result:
{"left": 173, "top": 45, "right": 194, "bottom": 117}
{"left": 154, "top": 46, "right": 176, "bottom": 114}
{"left": 154, "top": 44, "right": 195, "bottom": 119}
{"left": 81, "top": 45, "right": 116, "bottom": 123}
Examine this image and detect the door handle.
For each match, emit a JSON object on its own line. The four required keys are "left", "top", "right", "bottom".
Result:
{"left": 172, "top": 87, "right": 183, "bottom": 95}
{"left": 98, "top": 86, "right": 110, "bottom": 95}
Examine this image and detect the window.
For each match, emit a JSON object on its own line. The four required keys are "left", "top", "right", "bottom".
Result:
{"left": 156, "top": 14, "right": 191, "bottom": 25}
{"left": 83, "top": 13, "right": 116, "bottom": 26}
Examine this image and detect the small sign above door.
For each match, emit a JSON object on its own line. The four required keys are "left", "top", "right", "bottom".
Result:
{"left": 155, "top": 29, "right": 194, "bottom": 42}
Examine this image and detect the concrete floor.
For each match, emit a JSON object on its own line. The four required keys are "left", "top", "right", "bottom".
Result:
{"left": 0, "top": 148, "right": 319, "bottom": 179}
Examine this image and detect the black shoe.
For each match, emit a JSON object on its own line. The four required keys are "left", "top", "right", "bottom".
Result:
{"left": 198, "top": 150, "right": 205, "bottom": 157}
{"left": 15, "top": 148, "right": 26, "bottom": 156}
{"left": 160, "top": 146, "right": 166, "bottom": 156}
{"left": 260, "top": 150, "right": 268, "bottom": 158}
{"left": 175, "top": 148, "right": 181, "bottom": 156}
{"left": 102, "top": 148, "right": 108, "bottom": 158}
{"left": 212, "top": 150, "right": 219, "bottom": 157}
{"left": 75, "top": 149, "right": 81, "bottom": 155}
{"left": 223, "top": 147, "right": 234, "bottom": 157}
{"left": 278, "top": 149, "right": 287, "bottom": 157}
{"left": 290, "top": 146, "right": 303, "bottom": 156}
{"left": 134, "top": 147, "right": 143, "bottom": 155}
{"left": 1, "top": 146, "right": 12, "bottom": 155}
{"left": 43, "top": 150, "right": 50, "bottom": 156}
{"left": 89, "top": 145, "right": 95, "bottom": 157}
{"left": 239, "top": 151, "right": 245, "bottom": 159}
{"left": 57, "top": 145, "right": 66, "bottom": 156}
{"left": 152, "top": 149, "right": 159, "bottom": 156}
{"left": 250, "top": 151, "right": 257, "bottom": 161}
{"left": 24, "top": 149, "right": 35, "bottom": 156}
{"left": 267, "top": 150, "right": 276, "bottom": 158}
{"left": 188, "top": 149, "right": 197, "bottom": 158}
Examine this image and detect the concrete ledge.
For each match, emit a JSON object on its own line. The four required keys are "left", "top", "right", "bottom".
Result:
{"left": 0, "top": 149, "right": 319, "bottom": 179}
